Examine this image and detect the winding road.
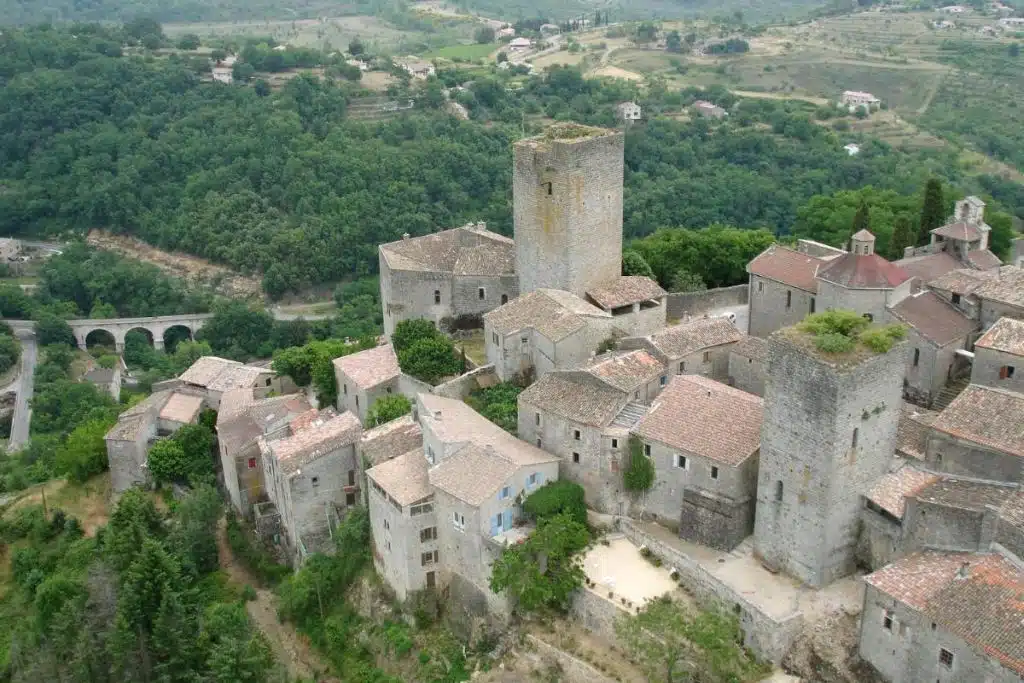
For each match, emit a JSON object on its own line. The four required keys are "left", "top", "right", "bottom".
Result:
{"left": 8, "top": 329, "right": 36, "bottom": 453}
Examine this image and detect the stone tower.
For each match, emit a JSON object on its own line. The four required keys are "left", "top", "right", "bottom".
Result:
{"left": 753, "top": 326, "right": 905, "bottom": 587}
{"left": 513, "top": 124, "right": 624, "bottom": 299}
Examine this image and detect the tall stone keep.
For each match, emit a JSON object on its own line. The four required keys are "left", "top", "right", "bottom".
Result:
{"left": 753, "top": 328, "right": 905, "bottom": 587}
{"left": 513, "top": 124, "right": 624, "bottom": 299}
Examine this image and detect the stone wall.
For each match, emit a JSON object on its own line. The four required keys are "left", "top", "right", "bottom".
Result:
{"left": 522, "top": 635, "right": 618, "bottom": 683}
{"left": 972, "top": 345, "right": 1024, "bottom": 395}
{"left": 748, "top": 277, "right": 814, "bottom": 338}
{"left": 728, "top": 351, "right": 765, "bottom": 396}
{"left": 618, "top": 518, "right": 804, "bottom": 664}
{"left": 569, "top": 584, "right": 626, "bottom": 642}
{"left": 432, "top": 365, "right": 498, "bottom": 400}
{"left": 666, "top": 284, "right": 748, "bottom": 322}
{"left": 857, "top": 508, "right": 902, "bottom": 571}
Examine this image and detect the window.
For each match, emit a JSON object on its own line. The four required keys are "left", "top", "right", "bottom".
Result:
{"left": 758, "top": 281, "right": 764, "bottom": 293}
{"left": 520, "top": 336, "right": 528, "bottom": 346}
{"left": 427, "top": 446, "right": 435, "bottom": 464}
{"left": 676, "top": 454, "right": 687, "bottom": 469}
{"left": 501, "top": 294, "right": 508, "bottom": 304}
{"left": 952, "top": 293, "right": 961, "bottom": 305}
{"left": 265, "top": 377, "right": 272, "bottom": 386}
{"left": 852, "top": 428, "right": 859, "bottom": 449}
{"left": 786, "top": 290, "right": 792, "bottom": 309}
{"left": 343, "top": 384, "right": 347, "bottom": 395}
{"left": 611, "top": 438, "right": 618, "bottom": 449}
{"left": 572, "top": 452, "right": 580, "bottom": 464}
{"left": 678, "top": 361, "right": 685, "bottom": 374}
{"left": 421, "top": 550, "right": 439, "bottom": 566}
{"left": 499, "top": 486, "right": 510, "bottom": 500}
{"left": 492, "top": 332, "right": 499, "bottom": 345}
{"left": 384, "top": 519, "right": 390, "bottom": 531}
{"left": 478, "top": 287, "right": 485, "bottom": 300}
{"left": 345, "top": 492, "right": 356, "bottom": 506}
{"left": 386, "top": 387, "right": 392, "bottom": 394}
{"left": 426, "top": 571, "right": 436, "bottom": 588}
{"left": 711, "top": 466, "right": 719, "bottom": 479}
{"left": 355, "top": 396, "right": 359, "bottom": 408}
{"left": 544, "top": 181, "right": 552, "bottom": 195}
{"left": 410, "top": 501, "right": 433, "bottom": 516}
{"left": 809, "top": 297, "right": 816, "bottom": 314}
{"left": 311, "top": 476, "right": 320, "bottom": 487}
{"left": 536, "top": 438, "right": 542, "bottom": 448}
{"left": 420, "top": 527, "right": 437, "bottom": 542}
{"left": 247, "top": 457, "right": 257, "bottom": 469}
{"left": 453, "top": 512, "right": 465, "bottom": 530}
{"left": 535, "top": 412, "right": 541, "bottom": 426}
{"left": 348, "top": 470, "right": 356, "bottom": 486}
{"left": 1000, "top": 365, "right": 1016, "bottom": 379}
{"left": 939, "top": 648, "right": 954, "bottom": 669}
{"left": 883, "top": 609, "right": 894, "bottom": 631}
{"left": 434, "top": 290, "right": 441, "bottom": 304}
{"left": 634, "top": 391, "right": 640, "bottom": 399}
{"left": 644, "top": 444, "right": 651, "bottom": 457}
{"left": 574, "top": 429, "right": 581, "bottom": 441}
{"left": 913, "top": 348, "right": 920, "bottom": 367}
{"left": 660, "top": 375, "right": 667, "bottom": 386}
{"left": 527, "top": 472, "right": 538, "bottom": 487}
{"left": 775, "top": 480, "right": 783, "bottom": 502}
{"left": 703, "top": 351, "right": 711, "bottom": 363}
{"left": 386, "top": 541, "right": 391, "bottom": 551}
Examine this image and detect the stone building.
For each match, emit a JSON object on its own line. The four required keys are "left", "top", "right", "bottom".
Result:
{"left": 513, "top": 124, "right": 623, "bottom": 299}
{"left": 178, "top": 356, "right": 273, "bottom": 409}
{"left": 215, "top": 389, "right": 312, "bottom": 517}
{"left": 746, "top": 245, "right": 831, "bottom": 338}
{"left": 888, "top": 290, "right": 977, "bottom": 407}
{"left": 584, "top": 276, "right": 667, "bottom": 337}
{"left": 517, "top": 350, "right": 665, "bottom": 513}
{"left": 926, "top": 268, "right": 997, "bottom": 320}
{"left": 483, "top": 288, "right": 613, "bottom": 382}
{"left": 83, "top": 361, "right": 122, "bottom": 401}
{"left": 971, "top": 317, "right": 1024, "bottom": 394}
{"left": 334, "top": 343, "right": 402, "bottom": 422}
{"left": 633, "top": 375, "right": 763, "bottom": 550}
{"left": 105, "top": 388, "right": 206, "bottom": 493}
{"left": 815, "top": 230, "right": 912, "bottom": 322}
{"left": 974, "top": 265, "right": 1024, "bottom": 327}
{"left": 259, "top": 410, "right": 363, "bottom": 563}
{"left": 727, "top": 335, "right": 768, "bottom": 396}
{"left": 895, "top": 197, "right": 1003, "bottom": 282}
{"left": 619, "top": 316, "right": 743, "bottom": 381}
{"left": 753, "top": 324, "right": 906, "bottom": 587}
{"left": 378, "top": 223, "right": 517, "bottom": 337}
{"left": 615, "top": 101, "right": 641, "bottom": 122}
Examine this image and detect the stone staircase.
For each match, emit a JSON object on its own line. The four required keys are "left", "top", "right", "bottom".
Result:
{"left": 932, "top": 377, "right": 970, "bottom": 412}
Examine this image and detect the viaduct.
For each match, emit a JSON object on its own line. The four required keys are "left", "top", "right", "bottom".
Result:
{"left": 66, "top": 313, "right": 215, "bottom": 351}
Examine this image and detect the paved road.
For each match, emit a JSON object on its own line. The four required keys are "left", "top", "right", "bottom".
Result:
{"left": 8, "top": 330, "right": 36, "bottom": 453}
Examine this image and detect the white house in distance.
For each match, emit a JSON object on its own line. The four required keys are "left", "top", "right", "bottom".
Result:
{"left": 508, "top": 37, "right": 533, "bottom": 51}
{"left": 844, "top": 143, "right": 861, "bottom": 156}
{"left": 497, "top": 26, "right": 516, "bottom": 39}
{"left": 841, "top": 90, "right": 881, "bottom": 111}
{"left": 616, "top": 101, "right": 642, "bottom": 123}
{"left": 398, "top": 57, "right": 436, "bottom": 79}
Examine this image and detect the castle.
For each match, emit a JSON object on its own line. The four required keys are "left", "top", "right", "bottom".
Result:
{"left": 108, "top": 122, "right": 1024, "bottom": 681}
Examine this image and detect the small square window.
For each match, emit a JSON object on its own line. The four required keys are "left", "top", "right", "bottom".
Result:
{"left": 611, "top": 438, "right": 618, "bottom": 449}
{"left": 703, "top": 351, "right": 711, "bottom": 363}
{"left": 676, "top": 454, "right": 687, "bottom": 469}
{"left": 574, "top": 429, "right": 581, "bottom": 441}
{"left": 939, "top": 648, "right": 954, "bottom": 669}
{"left": 678, "top": 361, "right": 685, "bottom": 374}
{"left": 478, "top": 287, "right": 485, "bottom": 300}
{"left": 386, "top": 387, "right": 392, "bottom": 394}
{"left": 883, "top": 610, "right": 893, "bottom": 631}
{"left": 311, "top": 476, "right": 320, "bottom": 487}
{"left": 345, "top": 492, "right": 356, "bottom": 506}
{"left": 634, "top": 391, "right": 640, "bottom": 399}
{"left": 247, "top": 457, "right": 257, "bottom": 469}
{"left": 951, "top": 293, "right": 961, "bottom": 305}
{"left": 711, "top": 466, "right": 719, "bottom": 479}
{"left": 265, "top": 377, "right": 272, "bottom": 386}
{"left": 499, "top": 486, "right": 510, "bottom": 500}
{"left": 758, "top": 281, "right": 764, "bottom": 293}
{"left": 644, "top": 444, "right": 651, "bottom": 457}
{"left": 660, "top": 375, "right": 667, "bottom": 386}
{"left": 572, "top": 452, "right": 580, "bottom": 463}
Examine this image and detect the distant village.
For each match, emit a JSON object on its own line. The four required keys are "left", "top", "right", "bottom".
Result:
{"left": 106, "top": 122, "right": 1024, "bottom": 682}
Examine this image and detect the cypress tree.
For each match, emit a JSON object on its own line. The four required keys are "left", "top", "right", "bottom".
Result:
{"left": 852, "top": 202, "right": 870, "bottom": 236}
{"left": 890, "top": 215, "right": 915, "bottom": 259}
{"left": 919, "top": 178, "right": 945, "bottom": 245}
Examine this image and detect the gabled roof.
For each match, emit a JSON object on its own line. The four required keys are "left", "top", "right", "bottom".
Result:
{"left": 484, "top": 289, "right": 609, "bottom": 342}
{"left": 976, "top": 317, "right": 1024, "bottom": 357}
{"left": 634, "top": 375, "right": 763, "bottom": 466}
{"left": 966, "top": 248, "right": 1003, "bottom": 271}
{"left": 217, "top": 393, "right": 314, "bottom": 457}
{"left": 626, "top": 317, "right": 742, "bottom": 362}
{"left": 894, "top": 251, "right": 963, "bottom": 283}
{"left": 159, "top": 392, "right": 204, "bottom": 424}
{"left": 896, "top": 403, "right": 938, "bottom": 460}
{"left": 975, "top": 265, "right": 1024, "bottom": 308}
{"left": 366, "top": 448, "right": 431, "bottom": 506}
{"left": 931, "top": 384, "right": 1024, "bottom": 458}
{"left": 928, "top": 267, "right": 997, "bottom": 295}
{"left": 730, "top": 335, "right": 768, "bottom": 362}
{"left": 865, "top": 551, "right": 1024, "bottom": 675}
{"left": 360, "top": 415, "right": 423, "bottom": 468}
{"left": 932, "top": 221, "right": 983, "bottom": 241}
{"left": 865, "top": 466, "right": 939, "bottom": 519}
{"left": 586, "top": 276, "right": 666, "bottom": 310}
{"left": 519, "top": 370, "right": 629, "bottom": 428}
{"left": 379, "top": 224, "right": 514, "bottom": 275}
{"left": 333, "top": 344, "right": 400, "bottom": 390}
{"left": 817, "top": 251, "right": 910, "bottom": 289}
{"left": 265, "top": 411, "right": 362, "bottom": 476}
{"left": 208, "top": 365, "right": 271, "bottom": 394}
{"left": 585, "top": 349, "right": 664, "bottom": 393}
{"left": 888, "top": 290, "right": 977, "bottom": 346}
{"left": 912, "top": 477, "right": 1015, "bottom": 513}
{"left": 179, "top": 356, "right": 242, "bottom": 387}
{"left": 429, "top": 443, "right": 521, "bottom": 506}
{"left": 746, "top": 245, "right": 824, "bottom": 293}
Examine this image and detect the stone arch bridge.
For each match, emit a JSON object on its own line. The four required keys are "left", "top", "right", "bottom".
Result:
{"left": 68, "top": 313, "right": 215, "bottom": 351}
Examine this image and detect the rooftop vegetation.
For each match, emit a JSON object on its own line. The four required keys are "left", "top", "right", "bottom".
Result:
{"left": 796, "top": 310, "right": 906, "bottom": 355}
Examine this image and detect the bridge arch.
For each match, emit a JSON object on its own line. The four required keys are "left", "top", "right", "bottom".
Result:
{"left": 84, "top": 328, "right": 117, "bottom": 351}
{"left": 161, "top": 324, "right": 193, "bottom": 353}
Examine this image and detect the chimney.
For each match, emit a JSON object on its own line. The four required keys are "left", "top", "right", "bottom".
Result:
{"left": 402, "top": 233, "right": 410, "bottom": 240}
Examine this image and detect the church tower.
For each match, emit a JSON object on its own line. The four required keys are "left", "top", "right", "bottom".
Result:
{"left": 753, "top": 323, "right": 905, "bottom": 587}
{"left": 513, "top": 124, "right": 624, "bottom": 299}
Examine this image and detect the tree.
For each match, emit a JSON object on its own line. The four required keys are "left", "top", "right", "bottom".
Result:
{"left": 176, "top": 34, "right": 201, "bottom": 50}
{"left": 348, "top": 37, "right": 365, "bottom": 56}
{"left": 475, "top": 26, "right": 496, "bottom": 44}
{"left": 852, "top": 201, "right": 871, "bottom": 235}
{"left": 210, "top": 48, "right": 227, "bottom": 63}
{"left": 919, "top": 178, "right": 946, "bottom": 245}
{"left": 522, "top": 480, "right": 587, "bottom": 526}
{"left": 118, "top": 539, "right": 181, "bottom": 634}
{"left": 147, "top": 439, "right": 190, "bottom": 484}
{"left": 622, "top": 250, "right": 655, "bottom": 279}
{"left": 489, "top": 513, "right": 590, "bottom": 613}
{"left": 233, "top": 62, "right": 256, "bottom": 82}
{"left": 669, "top": 269, "right": 706, "bottom": 293}
{"left": 391, "top": 319, "right": 441, "bottom": 354}
{"left": 665, "top": 30, "right": 683, "bottom": 53}
{"left": 624, "top": 436, "right": 655, "bottom": 492}
{"left": 0, "top": 333, "right": 20, "bottom": 374}
{"left": 56, "top": 417, "right": 116, "bottom": 483}
{"left": 465, "top": 382, "right": 521, "bottom": 433}
{"left": 636, "top": 22, "right": 658, "bottom": 44}
{"left": 169, "top": 485, "right": 221, "bottom": 577}
{"left": 35, "top": 314, "right": 75, "bottom": 347}
{"left": 365, "top": 394, "right": 411, "bottom": 426}
{"left": 397, "top": 337, "right": 461, "bottom": 384}
{"left": 105, "top": 489, "right": 165, "bottom": 573}
{"left": 889, "top": 215, "right": 915, "bottom": 259}
{"left": 172, "top": 423, "right": 215, "bottom": 481}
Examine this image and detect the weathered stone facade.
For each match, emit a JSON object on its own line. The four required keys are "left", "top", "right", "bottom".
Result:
{"left": 748, "top": 274, "right": 817, "bottom": 338}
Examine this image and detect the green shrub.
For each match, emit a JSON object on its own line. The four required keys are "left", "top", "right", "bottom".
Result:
{"left": 798, "top": 310, "right": 869, "bottom": 338}
{"left": 524, "top": 480, "right": 588, "bottom": 527}
{"left": 858, "top": 325, "right": 906, "bottom": 353}
{"left": 813, "top": 332, "right": 857, "bottom": 354}
{"left": 623, "top": 437, "right": 655, "bottom": 492}
{"left": 366, "top": 394, "right": 412, "bottom": 426}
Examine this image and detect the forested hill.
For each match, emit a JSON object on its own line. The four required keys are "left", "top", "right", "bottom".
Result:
{"left": 0, "top": 23, "right": 993, "bottom": 298}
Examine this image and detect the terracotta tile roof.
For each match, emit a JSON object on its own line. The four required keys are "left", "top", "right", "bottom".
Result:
{"left": 932, "top": 384, "right": 1024, "bottom": 458}
{"left": 932, "top": 221, "right": 983, "bottom": 241}
{"left": 519, "top": 370, "right": 629, "bottom": 427}
{"left": 627, "top": 317, "right": 743, "bottom": 362}
{"left": 180, "top": 356, "right": 242, "bottom": 387}
{"left": 586, "top": 276, "right": 666, "bottom": 309}
{"left": 998, "top": 490, "right": 1024, "bottom": 529}
{"left": 634, "top": 375, "right": 763, "bottom": 466}
{"left": 896, "top": 403, "right": 938, "bottom": 460}
{"left": 484, "top": 289, "right": 609, "bottom": 342}
{"left": 894, "top": 251, "right": 963, "bottom": 283}
{"left": 865, "top": 466, "right": 939, "bottom": 519}
{"left": 360, "top": 415, "right": 423, "bottom": 467}
{"left": 208, "top": 365, "right": 272, "bottom": 393}
{"left": 866, "top": 551, "right": 1024, "bottom": 675}
{"left": 977, "top": 317, "right": 1024, "bottom": 357}
{"left": 747, "top": 245, "right": 824, "bottom": 293}
{"left": 105, "top": 414, "right": 149, "bottom": 441}
{"left": 817, "top": 252, "right": 910, "bottom": 289}
{"left": 333, "top": 344, "right": 400, "bottom": 389}
{"left": 912, "top": 477, "right": 1016, "bottom": 512}
{"left": 888, "top": 291, "right": 977, "bottom": 346}
{"left": 106, "top": 390, "right": 174, "bottom": 441}
{"left": 158, "top": 392, "right": 204, "bottom": 424}
{"left": 218, "top": 388, "right": 257, "bottom": 421}
{"left": 366, "top": 448, "right": 431, "bottom": 505}
{"left": 379, "top": 225, "right": 514, "bottom": 275}
{"left": 730, "top": 335, "right": 768, "bottom": 362}
{"left": 967, "top": 248, "right": 1003, "bottom": 271}
{"left": 585, "top": 350, "right": 664, "bottom": 393}
{"left": 927, "top": 267, "right": 997, "bottom": 295}
{"left": 429, "top": 441, "right": 557, "bottom": 506}
{"left": 265, "top": 411, "right": 362, "bottom": 475}
{"left": 975, "top": 266, "right": 1024, "bottom": 308}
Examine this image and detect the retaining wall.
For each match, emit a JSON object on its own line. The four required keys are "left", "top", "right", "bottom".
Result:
{"left": 569, "top": 584, "right": 626, "bottom": 642}
{"left": 666, "top": 284, "right": 748, "bottom": 321}
{"left": 523, "top": 635, "right": 618, "bottom": 683}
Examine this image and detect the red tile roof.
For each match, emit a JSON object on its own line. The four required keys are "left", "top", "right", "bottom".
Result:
{"left": 888, "top": 291, "right": 977, "bottom": 346}
{"left": 932, "top": 221, "right": 982, "bottom": 241}
{"left": 967, "top": 249, "right": 1003, "bottom": 271}
{"left": 895, "top": 251, "right": 963, "bottom": 283}
{"left": 817, "top": 252, "right": 910, "bottom": 289}
{"left": 746, "top": 245, "right": 824, "bottom": 293}
{"left": 976, "top": 317, "right": 1024, "bottom": 357}
{"left": 931, "top": 385, "right": 1024, "bottom": 458}
{"left": 586, "top": 276, "right": 666, "bottom": 309}
{"left": 865, "top": 466, "right": 939, "bottom": 519}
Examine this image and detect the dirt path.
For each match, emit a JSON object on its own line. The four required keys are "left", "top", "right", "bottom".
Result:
{"left": 216, "top": 517, "right": 330, "bottom": 681}
{"left": 915, "top": 71, "right": 946, "bottom": 115}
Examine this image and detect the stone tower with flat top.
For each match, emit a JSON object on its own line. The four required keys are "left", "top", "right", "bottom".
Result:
{"left": 513, "top": 124, "right": 624, "bottom": 299}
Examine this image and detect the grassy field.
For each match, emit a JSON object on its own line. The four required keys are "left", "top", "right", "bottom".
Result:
{"left": 425, "top": 41, "right": 498, "bottom": 60}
